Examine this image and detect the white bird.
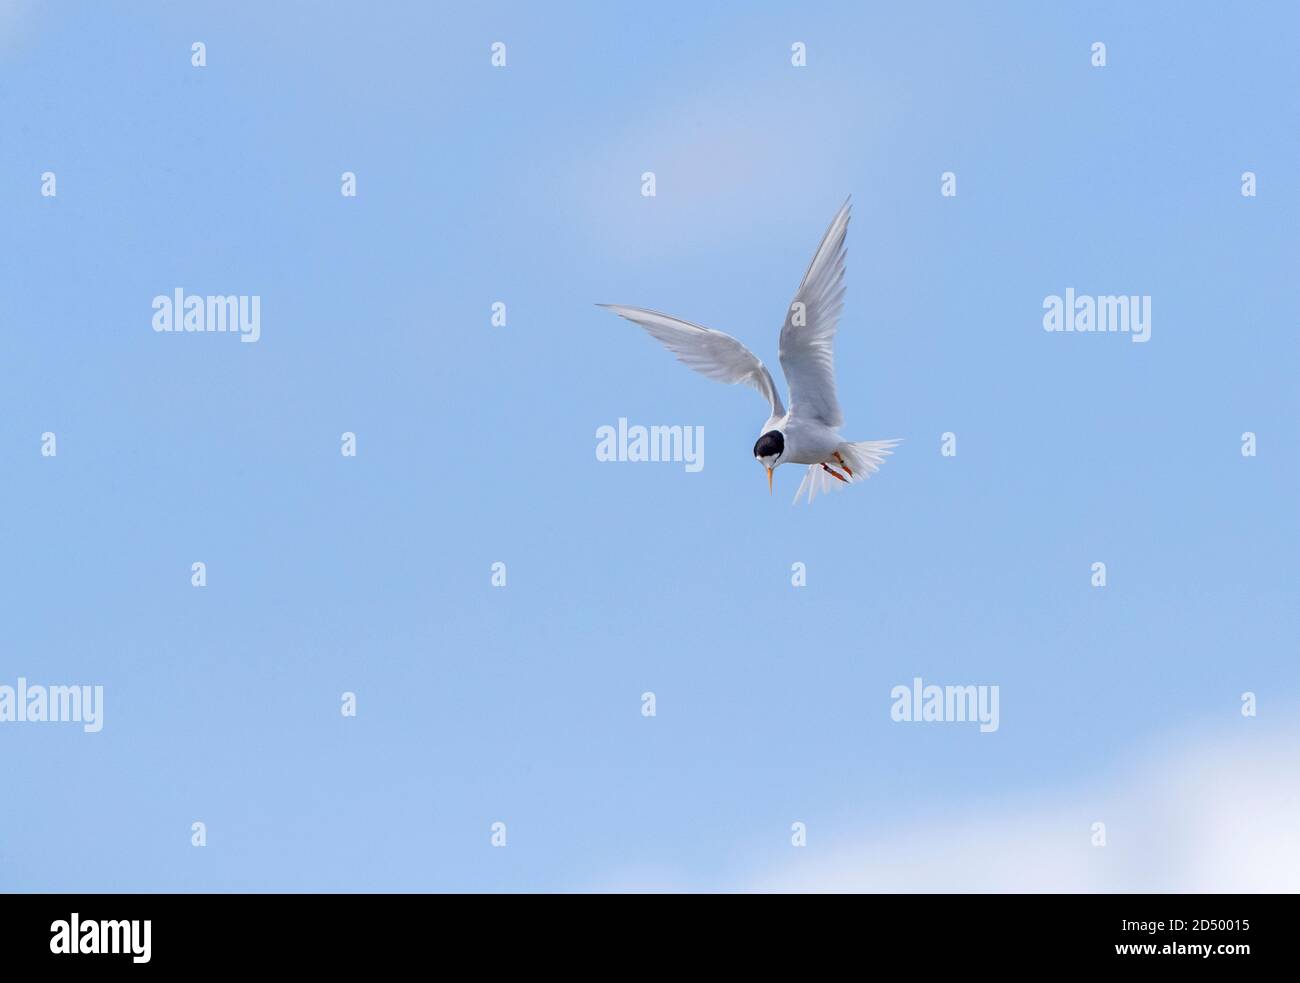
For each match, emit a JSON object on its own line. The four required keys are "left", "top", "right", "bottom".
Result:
{"left": 599, "top": 197, "right": 900, "bottom": 504}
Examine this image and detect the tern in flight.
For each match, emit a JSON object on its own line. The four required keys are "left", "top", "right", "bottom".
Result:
{"left": 599, "top": 197, "right": 900, "bottom": 504}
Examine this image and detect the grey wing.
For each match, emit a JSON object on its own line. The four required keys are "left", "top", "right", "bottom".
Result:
{"left": 778, "top": 197, "right": 851, "bottom": 429}
{"left": 599, "top": 304, "right": 785, "bottom": 419}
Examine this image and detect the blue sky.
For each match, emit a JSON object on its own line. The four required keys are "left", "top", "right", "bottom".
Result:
{"left": 2, "top": 1, "right": 1297, "bottom": 891}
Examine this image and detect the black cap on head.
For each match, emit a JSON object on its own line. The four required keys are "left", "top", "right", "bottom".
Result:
{"left": 753, "top": 430, "right": 784, "bottom": 459}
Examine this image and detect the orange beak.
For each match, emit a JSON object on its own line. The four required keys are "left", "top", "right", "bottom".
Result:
{"left": 767, "top": 467, "right": 774, "bottom": 494}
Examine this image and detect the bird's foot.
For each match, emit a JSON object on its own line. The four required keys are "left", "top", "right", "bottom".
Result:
{"left": 821, "top": 462, "right": 849, "bottom": 483}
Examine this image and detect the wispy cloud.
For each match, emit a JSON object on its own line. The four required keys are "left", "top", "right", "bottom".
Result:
{"left": 751, "top": 719, "right": 1300, "bottom": 893}
{"left": 566, "top": 76, "right": 896, "bottom": 262}
{"left": 0, "top": 0, "right": 33, "bottom": 55}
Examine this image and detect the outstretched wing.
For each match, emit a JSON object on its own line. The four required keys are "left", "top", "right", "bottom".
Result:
{"left": 599, "top": 304, "right": 785, "bottom": 419}
{"left": 778, "top": 197, "right": 851, "bottom": 429}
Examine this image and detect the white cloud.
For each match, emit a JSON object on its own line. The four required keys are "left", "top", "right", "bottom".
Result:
{"left": 752, "top": 720, "right": 1300, "bottom": 893}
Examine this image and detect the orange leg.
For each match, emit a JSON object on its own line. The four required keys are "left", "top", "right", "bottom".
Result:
{"left": 833, "top": 452, "right": 853, "bottom": 477}
{"left": 821, "top": 463, "right": 849, "bottom": 483}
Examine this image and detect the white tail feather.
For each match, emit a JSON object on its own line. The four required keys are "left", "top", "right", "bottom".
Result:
{"left": 792, "top": 439, "right": 901, "bottom": 505}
